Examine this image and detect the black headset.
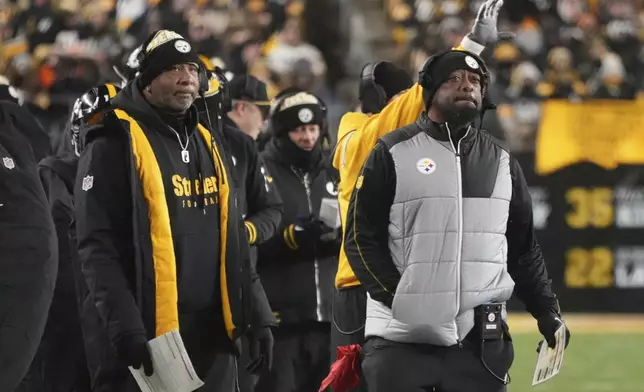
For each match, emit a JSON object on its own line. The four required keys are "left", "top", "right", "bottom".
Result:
{"left": 359, "top": 61, "right": 388, "bottom": 114}
{"left": 136, "top": 43, "right": 210, "bottom": 94}
{"left": 208, "top": 67, "right": 232, "bottom": 112}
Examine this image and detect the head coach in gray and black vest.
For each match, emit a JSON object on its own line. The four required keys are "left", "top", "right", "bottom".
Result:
{"left": 343, "top": 50, "right": 571, "bottom": 392}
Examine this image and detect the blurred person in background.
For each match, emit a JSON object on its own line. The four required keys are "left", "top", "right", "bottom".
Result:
{"left": 498, "top": 61, "right": 544, "bottom": 152}
{"left": 226, "top": 74, "right": 272, "bottom": 141}
{"left": 537, "top": 46, "right": 587, "bottom": 99}
{"left": 256, "top": 90, "right": 340, "bottom": 392}
{"left": 74, "top": 29, "right": 251, "bottom": 391}
{"left": 588, "top": 38, "right": 637, "bottom": 99}
{"left": 20, "top": 83, "right": 121, "bottom": 392}
{"left": 9, "top": 0, "right": 67, "bottom": 52}
{"left": 300, "top": 0, "right": 346, "bottom": 89}
{"left": 0, "top": 99, "right": 58, "bottom": 392}
{"left": 0, "top": 75, "right": 51, "bottom": 161}
{"left": 197, "top": 70, "right": 282, "bottom": 391}
{"left": 264, "top": 17, "right": 327, "bottom": 90}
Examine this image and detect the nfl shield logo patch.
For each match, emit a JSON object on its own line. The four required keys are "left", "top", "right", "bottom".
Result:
{"left": 2, "top": 157, "right": 15, "bottom": 169}
{"left": 82, "top": 175, "right": 94, "bottom": 191}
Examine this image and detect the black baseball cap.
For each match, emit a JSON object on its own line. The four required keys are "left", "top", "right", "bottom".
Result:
{"left": 229, "top": 75, "right": 271, "bottom": 106}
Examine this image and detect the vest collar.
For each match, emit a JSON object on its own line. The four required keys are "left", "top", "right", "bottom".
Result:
{"left": 417, "top": 112, "right": 477, "bottom": 153}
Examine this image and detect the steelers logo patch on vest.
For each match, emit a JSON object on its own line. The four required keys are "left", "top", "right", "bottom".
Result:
{"left": 174, "top": 40, "right": 191, "bottom": 53}
{"left": 416, "top": 158, "right": 436, "bottom": 175}
{"left": 298, "top": 108, "right": 314, "bottom": 123}
{"left": 2, "top": 156, "right": 15, "bottom": 169}
{"left": 465, "top": 55, "right": 479, "bottom": 70}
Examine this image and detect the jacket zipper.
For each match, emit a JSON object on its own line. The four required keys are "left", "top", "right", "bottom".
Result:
{"left": 292, "top": 167, "right": 323, "bottom": 322}
{"left": 447, "top": 124, "right": 470, "bottom": 347}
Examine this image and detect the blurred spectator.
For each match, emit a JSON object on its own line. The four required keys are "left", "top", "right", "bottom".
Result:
{"left": 264, "top": 17, "right": 327, "bottom": 90}
{"left": 2, "top": 0, "right": 352, "bottom": 149}
{"left": 387, "top": 0, "right": 644, "bottom": 152}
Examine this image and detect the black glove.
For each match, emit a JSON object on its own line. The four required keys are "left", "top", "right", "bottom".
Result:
{"left": 537, "top": 313, "right": 571, "bottom": 350}
{"left": 115, "top": 334, "right": 154, "bottom": 376}
{"left": 299, "top": 218, "right": 334, "bottom": 240}
{"left": 246, "top": 327, "right": 274, "bottom": 374}
{"left": 286, "top": 217, "right": 335, "bottom": 248}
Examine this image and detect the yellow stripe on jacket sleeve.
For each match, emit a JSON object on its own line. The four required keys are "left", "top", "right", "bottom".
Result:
{"left": 244, "top": 221, "right": 257, "bottom": 244}
{"left": 114, "top": 109, "right": 179, "bottom": 337}
{"left": 106, "top": 83, "right": 118, "bottom": 98}
{"left": 283, "top": 224, "right": 298, "bottom": 250}
{"left": 198, "top": 125, "right": 235, "bottom": 339}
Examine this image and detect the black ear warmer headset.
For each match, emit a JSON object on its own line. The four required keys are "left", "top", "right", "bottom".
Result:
{"left": 418, "top": 50, "right": 496, "bottom": 111}
{"left": 359, "top": 61, "right": 387, "bottom": 114}
{"left": 136, "top": 45, "right": 210, "bottom": 94}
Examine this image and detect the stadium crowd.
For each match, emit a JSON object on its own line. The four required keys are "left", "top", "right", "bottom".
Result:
{"left": 386, "top": 0, "right": 644, "bottom": 151}
{"left": 0, "top": 0, "right": 599, "bottom": 391}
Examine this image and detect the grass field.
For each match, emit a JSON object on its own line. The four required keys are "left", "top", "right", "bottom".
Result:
{"left": 506, "top": 314, "right": 644, "bottom": 392}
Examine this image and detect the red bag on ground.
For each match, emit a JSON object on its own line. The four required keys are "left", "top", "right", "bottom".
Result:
{"left": 318, "top": 344, "right": 362, "bottom": 392}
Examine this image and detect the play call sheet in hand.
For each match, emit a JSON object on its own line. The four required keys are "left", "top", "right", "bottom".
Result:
{"left": 129, "top": 329, "right": 204, "bottom": 392}
{"left": 532, "top": 324, "right": 566, "bottom": 386}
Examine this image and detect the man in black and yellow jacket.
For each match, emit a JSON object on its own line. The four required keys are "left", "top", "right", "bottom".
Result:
{"left": 74, "top": 30, "right": 251, "bottom": 391}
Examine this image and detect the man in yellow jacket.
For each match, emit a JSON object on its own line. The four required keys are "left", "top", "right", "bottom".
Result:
{"left": 329, "top": 61, "right": 412, "bottom": 356}
{"left": 328, "top": 1, "right": 509, "bottom": 389}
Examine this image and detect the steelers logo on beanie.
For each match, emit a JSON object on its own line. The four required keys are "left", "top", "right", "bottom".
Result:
{"left": 137, "top": 30, "right": 202, "bottom": 88}
{"left": 271, "top": 92, "right": 325, "bottom": 137}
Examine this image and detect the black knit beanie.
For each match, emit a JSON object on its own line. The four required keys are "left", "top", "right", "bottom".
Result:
{"left": 359, "top": 62, "right": 413, "bottom": 113}
{"left": 270, "top": 91, "right": 326, "bottom": 137}
{"left": 373, "top": 62, "right": 414, "bottom": 100}
{"left": 137, "top": 30, "right": 202, "bottom": 88}
{"left": 419, "top": 50, "right": 495, "bottom": 110}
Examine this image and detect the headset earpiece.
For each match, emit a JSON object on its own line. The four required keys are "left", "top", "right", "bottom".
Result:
{"left": 359, "top": 61, "right": 387, "bottom": 113}
{"left": 210, "top": 67, "right": 231, "bottom": 111}
{"left": 198, "top": 66, "right": 209, "bottom": 94}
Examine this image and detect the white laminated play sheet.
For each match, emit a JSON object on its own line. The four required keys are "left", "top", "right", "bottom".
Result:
{"left": 532, "top": 324, "right": 566, "bottom": 386}
{"left": 129, "top": 329, "right": 204, "bottom": 392}
{"left": 319, "top": 197, "right": 341, "bottom": 229}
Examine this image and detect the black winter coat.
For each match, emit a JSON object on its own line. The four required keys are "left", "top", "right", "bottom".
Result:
{"left": 258, "top": 139, "right": 340, "bottom": 325}
{"left": 0, "top": 101, "right": 57, "bottom": 391}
